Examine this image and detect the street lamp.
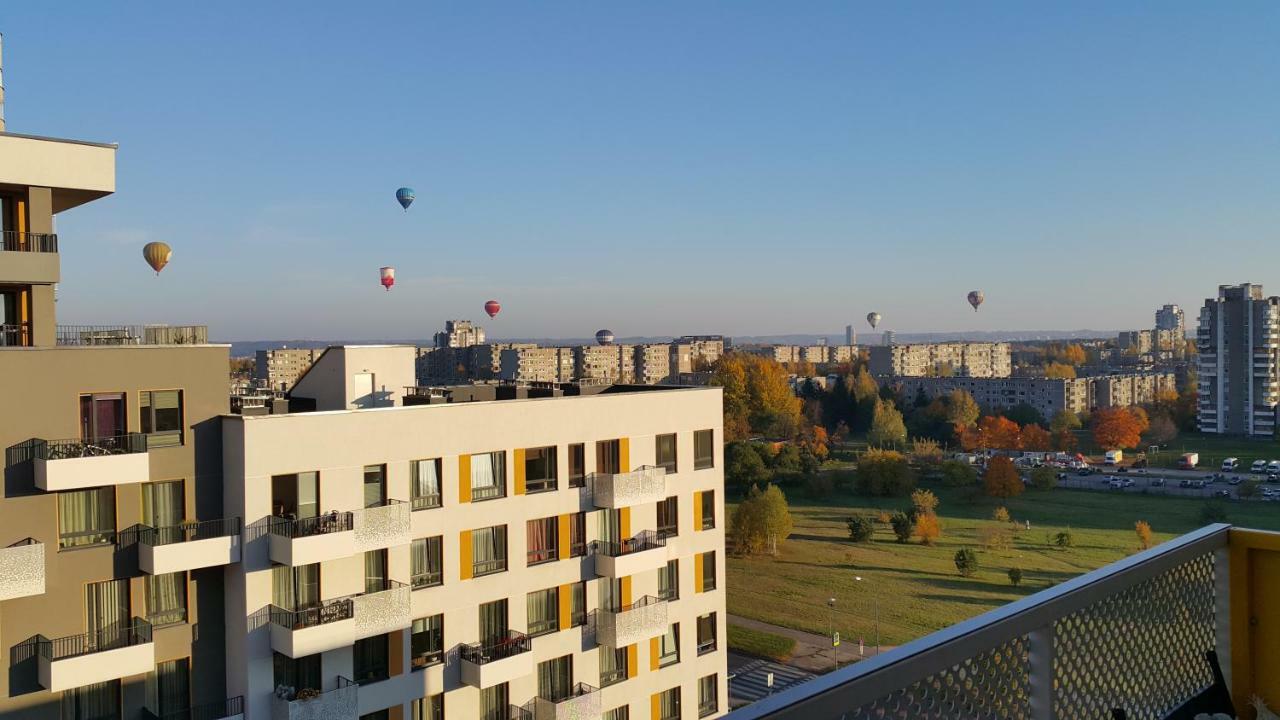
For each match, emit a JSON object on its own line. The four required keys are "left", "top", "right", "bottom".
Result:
{"left": 854, "top": 576, "right": 880, "bottom": 656}
{"left": 827, "top": 597, "right": 837, "bottom": 671}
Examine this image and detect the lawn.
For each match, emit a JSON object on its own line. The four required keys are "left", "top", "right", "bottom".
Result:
{"left": 726, "top": 482, "right": 1280, "bottom": 648}
{"left": 727, "top": 624, "right": 797, "bottom": 662}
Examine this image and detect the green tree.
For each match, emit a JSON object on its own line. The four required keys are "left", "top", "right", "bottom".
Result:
{"left": 846, "top": 515, "right": 875, "bottom": 542}
{"left": 1049, "top": 410, "right": 1082, "bottom": 434}
{"left": 855, "top": 450, "right": 917, "bottom": 497}
{"left": 939, "top": 460, "right": 978, "bottom": 487}
{"left": 730, "top": 484, "right": 793, "bottom": 556}
{"left": 1002, "top": 403, "right": 1046, "bottom": 428}
{"left": 944, "top": 389, "right": 981, "bottom": 429}
{"left": 758, "top": 484, "right": 794, "bottom": 555}
{"left": 954, "top": 548, "right": 980, "bottom": 577}
{"left": 1028, "top": 466, "right": 1057, "bottom": 491}
{"left": 726, "top": 442, "right": 770, "bottom": 488}
{"left": 771, "top": 444, "right": 803, "bottom": 472}
{"left": 1238, "top": 480, "right": 1261, "bottom": 499}
{"left": 1053, "top": 529, "right": 1075, "bottom": 548}
{"left": 850, "top": 367, "right": 880, "bottom": 432}
{"left": 1007, "top": 567, "right": 1023, "bottom": 586}
{"left": 890, "top": 511, "right": 914, "bottom": 543}
{"left": 868, "top": 398, "right": 908, "bottom": 447}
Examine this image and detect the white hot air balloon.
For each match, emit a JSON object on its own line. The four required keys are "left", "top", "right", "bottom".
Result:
{"left": 967, "top": 290, "right": 984, "bottom": 312}
{"left": 866, "top": 312, "right": 881, "bottom": 330}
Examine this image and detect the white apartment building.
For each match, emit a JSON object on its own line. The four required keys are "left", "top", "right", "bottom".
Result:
{"left": 499, "top": 347, "right": 575, "bottom": 383}
{"left": 256, "top": 347, "right": 324, "bottom": 392}
{"left": 868, "top": 342, "right": 1012, "bottom": 378}
{"left": 634, "top": 344, "right": 673, "bottom": 385}
{"left": 1197, "top": 284, "right": 1280, "bottom": 436}
{"left": 575, "top": 346, "right": 637, "bottom": 384}
{"left": 435, "top": 321, "right": 487, "bottom": 349}
{"left": 223, "top": 347, "right": 727, "bottom": 720}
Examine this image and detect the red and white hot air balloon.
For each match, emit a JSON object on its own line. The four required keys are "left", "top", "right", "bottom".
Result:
{"left": 379, "top": 266, "right": 395, "bottom": 291}
{"left": 484, "top": 300, "right": 501, "bottom": 318}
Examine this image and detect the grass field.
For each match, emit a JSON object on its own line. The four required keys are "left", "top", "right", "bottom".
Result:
{"left": 727, "top": 624, "right": 797, "bottom": 662}
{"left": 726, "top": 482, "right": 1280, "bottom": 647}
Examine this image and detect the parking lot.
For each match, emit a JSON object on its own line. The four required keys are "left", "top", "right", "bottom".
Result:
{"left": 1051, "top": 466, "right": 1280, "bottom": 501}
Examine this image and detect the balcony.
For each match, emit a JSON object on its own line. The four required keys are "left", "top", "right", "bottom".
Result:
{"left": 590, "top": 466, "right": 668, "bottom": 509}
{"left": 726, "top": 523, "right": 1280, "bottom": 720}
{"left": 271, "top": 677, "right": 356, "bottom": 720}
{"left": 269, "top": 600, "right": 356, "bottom": 658}
{"left": 38, "top": 620, "right": 154, "bottom": 692}
{"left": 593, "top": 531, "right": 668, "bottom": 577}
{"left": 55, "top": 324, "right": 209, "bottom": 346}
{"left": 1, "top": 230, "right": 59, "bottom": 253}
{"left": 1, "top": 231, "right": 60, "bottom": 285}
{"left": 597, "top": 596, "right": 669, "bottom": 647}
{"left": 0, "top": 538, "right": 45, "bottom": 601}
{"left": 32, "top": 434, "right": 149, "bottom": 492}
{"left": 353, "top": 499, "right": 411, "bottom": 553}
{"left": 461, "top": 630, "right": 535, "bottom": 689}
{"left": 352, "top": 579, "right": 411, "bottom": 640}
{"left": 146, "top": 697, "right": 244, "bottom": 720}
{"left": 0, "top": 322, "right": 31, "bottom": 347}
{"left": 139, "top": 518, "right": 241, "bottom": 575}
{"left": 269, "top": 512, "right": 355, "bottom": 566}
{"left": 531, "top": 683, "right": 601, "bottom": 720}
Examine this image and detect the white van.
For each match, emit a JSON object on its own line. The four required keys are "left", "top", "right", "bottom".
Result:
{"left": 1252, "top": 459, "right": 1268, "bottom": 473}
{"left": 1222, "top": 457, "right": 1239, "bottom": 471}
{"left": 1269, "top": 460, "right": 1280, "bottom": 474}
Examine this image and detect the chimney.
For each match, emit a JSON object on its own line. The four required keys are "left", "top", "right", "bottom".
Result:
{"left": 0, "top": 33, "right": 6, "bottom": 131}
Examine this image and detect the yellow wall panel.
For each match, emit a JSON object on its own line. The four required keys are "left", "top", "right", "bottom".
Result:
{"left": 694, "top": 553, "right": 704, "bottom": 593}
{"left": 649, "top": 636, "right": 660, "bottom": 671}
{"left": 620, "top": 507, "right": 631, "bottom": 539}
{"left": 651, "top": 693, "right": 660, "bottom": 720}
{"left": 621, "top": 575, "right": 632, "bottom": 606}
{"left": 558, "top": 583, "right": 572, "bottom": 630}
{"left": 514, "top": 448, "right": 526, "bottom": 495}
{"left": 620, "top": 437, "right": 630, "bottom": 472}
{"left": 459, "top": 530, "right": 473, "bottom": 580}
{"left": 458, "top": 454, "right": 472, "bottom": 504}
{"left": 558, "top": 514, "right": 572, "bottom": 557}
{"left": 692, "top": 491, "right": 703, "bottom": 533}
{"left": 628, "top": 644, "right": 638, "bottom": 678}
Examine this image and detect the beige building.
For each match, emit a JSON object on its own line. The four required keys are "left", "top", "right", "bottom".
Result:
{"left": 499, "top": 346, "right": 575, "bottom": 383}
{"left": 868, "top": 342, "right": 1012, "bottom": 378}
{"left": 672, "top": 337, "right": 724, "bottom": 371}
{"left": 634, "top": 344, "right": 672, "bottom": 385}
{"left": 1117, "top": 330, "right": 1154, "bottom": 355}
{"left": 255, "top": 347, "right": 323, "bottom": 392}
{"left": 898, "top": 371, "right": 1175, "bottom": 419}
{"left": 574, "top": 345, "right": 636, "bottom": 384}
{"left": 434, "top": 320, "right": 486, "bottom": 349}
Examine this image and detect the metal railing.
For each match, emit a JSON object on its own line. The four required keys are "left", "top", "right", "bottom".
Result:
{"left": 727, "top": 523, "right": 1231, "bottom": 720}
{"left": 525, "top": 477, "right": 557, "bottom": 493}
{"left": 412, "top": 569, "right": 443, "bottom": 589}
{"left": 411, "top": 493, "right": 442, "bottom": 510}
{"left": 697, "top": 636, "right": 717, "bottom": 655}
{"left": 592, "top": 530, "right": 665, "bottom": 557}
{"left": 600, "top": 666, "right": 627, "bottom": 688}
{"left": 0, "top": 322, "right": 30, "bottom": 347}
{"left": 1, "top": 230, "right": 58, "bottom": 253}
{"left": 268, "top": 511, "right": 353, "bottom": 539}
{"left": 460, "top": 630, "right": 531, "bottom": 665}
{"left": 268, "top": 598, "right": 354, "bottom": 630}
{"left": 473, "top": 555, "right": 508, "bottom": 577}
{"left": 7, "top": 537, "right": 39, "bottom": 548}
{"left": 471, "top": 483, "right": 506, "bottom": 501}
{"left": 39, "top": 619, "right": 153, "bottom": 660}
{"left": 140, "top": 517, "right": 241, "bottom": 546}
{"left": 539, "top": 682, "right": 598, "bottom": 705}
{"left": 527, "top": 615, "right": 559, "bottom": 637}
{"left": 144, "top": 695, "right": 243, "bottom": 720}
{"left": 698, "top": 699, "right": 718, "bottom": 718}
{"left": 527, "top": 543, "right": 558, "bottom": 565}
{"left": 33, "top": 433, "right": 147, "bottom": 460}
{"left": 55, "top": 324, "right": 208, "bottom": 346}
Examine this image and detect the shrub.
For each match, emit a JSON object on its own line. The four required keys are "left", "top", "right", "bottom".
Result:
{"left": 855, "top": 450, "right": 917, "bottom": 497}
{"left": 1007, "top": 567, "right": 1023, "bottom": 586}
{"left": 992, "top": 506, "right": 1011, "bottom": 523}
{"left": 1028, "top": 466, "right": 1057, "bottom": 491}
{"left": 876, "top": 510, "right": 892, "bottom": 525}
{"left": 939, "top": 460, "right": 978, "bottom": 487}
{"left": 911, "top": 438, "right": 944, "bottom": 465}
{"left": 846, "top": 515, "right": 875, "bottom": 543}
{"left": 804, "top": 474, "right": 835, "bottom": 499}
{"left": 1054, "top": 529, "right": 1074, "bottom": 548}
{"left": 1200, "top": 502, "right": 1228, "bottom": 525}
{"left": 911, "top": 489, "right": 940, "bottom": 517}
{"left": 979, "top": 525, "right": 1012, "bottom": 551}
{"left": 1135, "top": 520, "right": 1153, "bottom": 550}
{"left": 914, "top": 513, "right": 942, "bottom": 545}
{"left": 1238, "top": 480, "right": 1261, "bottom": 499}
{"left": 954, "top": 547, "right": 979, "bottom": 577}
{"left": 890, "top": 512, "right": 914, "bottom": 543}
{"left": 726, "top": 442, "right": 772, "bottom": 488}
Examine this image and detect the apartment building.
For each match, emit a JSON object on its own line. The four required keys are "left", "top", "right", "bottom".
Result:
{"left": 868, "top": 342, "right": 1012, "bottom": 378}
{"left": 634, "top": 344, "right": 672, "bottom": 385}
{"left": 1156, "top": 304, "right": 1185, "bottom": 334}
{"left": 1116, "top": 330, "right": 1154, "bottom": 355}
{"left": 672, "top": 337, "right": 724, "bottom": 370}
{"left": 574, "top": 345, "right": 636, "bottom": 384}
{"left": 0, "top": 122, "right": 237, "bottom": 717}
{"left": 897, "top": 371, "right": 1175, "bottom": 419}
{"left": 224, "top": 350, "right": 728, "bottom": 720}
{"left": 498, "top": 347, "right": 574, "bottom": 384}
{"left": 435, "top": 321, "right": 486, "bottom": 350}
{"left": 255, "top": 348, "right": 323, "bottom": 392}
{"left": 746, "top": 345, "right": 856, "bottom": 366}
{"left": 1197, "top": 284, "right": 1280, "bottom": 436}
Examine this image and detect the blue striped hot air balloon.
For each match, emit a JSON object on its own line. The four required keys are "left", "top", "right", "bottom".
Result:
{"left": 395, "top": 187, "right": 415, "bottom": 211}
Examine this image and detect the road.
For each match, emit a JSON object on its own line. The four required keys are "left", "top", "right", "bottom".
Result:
{"left": 1053, "top": 465, "right": 1280, "bottom": 501}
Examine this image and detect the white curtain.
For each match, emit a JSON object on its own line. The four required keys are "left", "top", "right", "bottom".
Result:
{"left": 146, "top": 572, "right": 185, "bottom": 626}
{"left": 412, "top": 459, "right": 440, "bottom": 500}
{"left": 58, "top": 488, "right": 115, "bottom": 548}
{"left": 471, "top": 452, "right": 504, "bottom": 493}
{"left": 85, "top": 579, "right": 129, "bottom": 647}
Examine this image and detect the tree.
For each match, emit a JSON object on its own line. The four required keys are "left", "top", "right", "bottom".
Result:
{"left": 1239, "top": 480, "right": 1261, "bottom": 499}
{"left": 855, "top": 450, "right": 916, "bottom": 497}
{"left": 850, "top": 367, "right": 880, "bottom": 432}
{"left": 771, "top": 444, "right": 803, "bottom": 472}
{"left": 726, "top": 442, "right": 771, "bottom": 488}
{"left": 846, "top": 516, "right": 875, "bottom": 542}
{"left": 911, "top": 489, "right": 940, "bottom": 517}
{"left": 939, "top": 460, "right": 978, "bottom": 487}
{"left": 914, "top": 513, "right": 942, "bottom": 545}
{"left": 890, "top": 512, "right": 914, "bottom": 543}
{"left": 954, "top": 548, "right": 979, "bottom": 577}
{"left": 1135, "top": 520, "right": 1153, "bottom": 551}
{"left": 1020, "top": 424, "right": 1052, "bottom": 451}
{"left": 992, "top": 506, "right": 1011, "bottom": 522}
{"left": 758, "top": 484, "right": 794, "bottom": 555}
{"left": 1049, "top": 410, "right": 1082, "bottom": 434}
{"left": 729, "top": 484, "right": 794, "bottom": 556}
{"left": 980, "top": 525, "right": 1013, "bottom": 550}
{"left": 1053, "top": 529, "right": 1074, "bottom": 548}
{"left": 1091, "top": 407, "right": 1149, "bottom": 450}
{"left": 868, "top": 398, "right": 908, "bottom": 447}
{"left": 1044, "top": 361, "right": 1077, "bottom": 379}
{"left": 911, "top": 438, "right": 944, "bottom": 465}
{"left": 1145, "top": 414, "right": 1179, "bottom": 445}
{"left": 976, "top": 415, "right": 1023, "bottom": 450}
{"left": 1052, "top": 428, "right": 1078, "bottom": 452}
{"left": 710, "top": 353, "right": 804, "bottom": 440}
{"left": 945, "top": 389, "right": 981, "bottom": 429}
{"left": 1002, "top": 403, "right": 1046, "bottom": 428}
{"left": 1028, "top": 467, "right": 1057, "bottom": 490}
{"left": 1007, "top": 567, "right": 1023, "bottom": 586}
{"left": 984, "top": 456, "right": 1024, "bottom": 498}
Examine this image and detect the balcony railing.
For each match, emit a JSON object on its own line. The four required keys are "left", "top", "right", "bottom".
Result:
{"left": 352, "top": 579, "right": 411, "bottom": 640}
{"left": 55, "top": 324, "right": 208, "bottom": 346}
{"left": 697, "top": 636, "right": 717, "bottom": 655}
{"left": 140, "top": 517, "right": 241, "bottom": 546}
{"left": 411, "top": 493, "right": 442, "bottom": 510}
{"left": 592, "top": 530, "right": 665, "bottom": 558}
{"left": 412, "top": 568, "right": 443, "bottom": 589}
{"left": 597, "top": 596, "right": 669, "bottom": 647}
{"left": 533, "top": 683, "right": 601, "bottom": 720}
{"left": 1, "top": 231, "right": 58, "bottom": 253}
{"left": 269, "top": 512, "right": 354, "bottom": 539}
{"left": 269, "top": 599, "right": 355, "bottom": 631}
{"left": 34, "top": 433, "right": 147, "bottom": 460}
{"left": 589, "top": 466, "right": 667, "bottom": 509}
{"left": 40, "top": 620, "right": 153, "bottom": 661}
{"left": 473, "top": 556, "right": 508, "bottom": 577}
{"left": 144, "top": 696, "right": 244, "bottom": 720}
{"left": 727, "top": 523, "right": 1234, "bottom": 720}
{"left": 460, "top": 630, "right": 532, "bottom": 665}
{"left": 0, "top": 322, "right": 30, "bottom": 347}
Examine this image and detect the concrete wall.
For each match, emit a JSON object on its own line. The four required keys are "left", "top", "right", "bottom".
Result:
{"left": 290, "top": 346, "right": 417, "bottom": 412}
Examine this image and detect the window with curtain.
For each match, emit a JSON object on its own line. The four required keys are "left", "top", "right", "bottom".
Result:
{"left": 526, "top": 587, "right": 558, "bottom": 637}
{"left": 470, "top": 451, "right": 506, "bottom": 501}
{"left": 478, "top": 599, "right": 508, "bottom": 647}
{"left": 568, "top": 443, "right": 586, "bottom": 488}
{"left": 61, "top": 680, "right": 120, "bottom": 720}
{"left": 479, "top": 683, "right": 509, "bottom": 720}
{"left": 659, "top": 560, "right": 679, "bottom": 601}
{"left": 699, "top": 490, "right": 715, "bottom": 530}
{"left": 273, "top": 652, "right": 321, "bottom": 694}
{"left": 698, "top": 675, "right": 718, "bottom": 717}
{"left": 697, "top": 613, "right": 717, "bottom": 655}
{"left": 411, "top": 536, "right": 443, "bottom": 588}
{"left": 568, "top": 512, "right": 586, "bottom": 557}
{"left": 526, "top": 517, "right": 558, "bottom": 565}
{"left": 598, "top": 578, "right": 622, "bottom": 613}
{"left": 85, "top": 579, "right": 129, "bottom": 648}
{"left": 694, "top": 430, "right": 714, "bottom": 469}
{"left": 272, "top": 563, "right": 320, "bottom": 610}
{"left": 569, "top": 582, "right": 586, "bottom": 627}
{"left": 472, "top": 525, "right": 508, "bottom": 576}
{"left": 141, "top": 480, "right": 185, "bottom": 534}
{"left": 524, "top": 446, "right": 558, "bottom": 493}
{"left": 599, "top": 509, "right": 622, "bottom": 546}
{"left": 411, "top": 459, "right": 442, "bottom": 510}
{"left": 537, "top": 655, "right": 573, "bottom": 702}
{"left": 604, "top": 707, "right": 630, "bottom": 720}
{"left": 271, "top": 471, "right": 319, "bottom": 520}
{"left": 657, "top": 496, "right": 678, "bottom": 539}
{"left": 146, "top": 572, "right": 188, "bottom": 626}
{"left": 702, "top": 551, "right": 717, "bottom": 591}
{"left": 79, "top": 392, "right": 125, "bottom": 441}
{"left": 595, "top": 439, "right": 621, "bottom": 474}
{"left": 58, "top": 487, "right": 116, "bottom": 549}
{"left": 411, "top": 694, "right": 444, "bottom": 720}
{"left": 658, "top": 687, "right": 681, "bottom": 720}
{"left": 364, "top": 550, "right": 387, "bottom": 594}
{"left": 363, "top": 464, "right": 386, "bottom": 508}
{"left": 655, "top": 433, "right": 678, "bottom": 474}
{"left": 658, "top": 624, "right": 680, "bottom": 667}
{"left": 599, "top": 646, "right": 627, "bottom": 687}
{"left": 145, "top": 658, "right": 189, "bottom": 717}
{"left": 411, "top": 615, "right": 443, "bottom": 669}
{"left": 140, "top": 390, "right": 184, "bottom": 448}
{"left": 354, "top": 633, "right": 389, "bottom": 685}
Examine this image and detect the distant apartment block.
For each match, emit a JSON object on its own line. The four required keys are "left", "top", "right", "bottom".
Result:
{"left": 575, "top": 345, "right": 636, "bottom": 384}
{"left": 869, "top": 342, "right": 1012, "bottom": 378}
{"left": 435, "top": 319, "right": 486, "bottom": 349}
{"left": 845, "top": 325, "right": 856, "bottom": 346}
{"left": 673, "top": 336, "right": 725, "bottom": 369}
{"left": 634, "top": 343, "right": 673, "bottom": 385}
{"left": 898, "top": 372, "right": 1174, "bottom": 418}
{"left": 1197, "top": 284, "right": 1280, "bottom": 436}
{"left": 255, "top": 347, "right": 323, "bottom": 392}
{"left": 1156, "top": 303, "right": 1185, "bottom": 333}
{"left": 748, "top": 345, "right": 856, "bottom": 366}
{"left": 499, "top": 346, "right": 575, "bottom": 383}
{"left": 1117, "top": 330, "right": 1154, "bottom": 355}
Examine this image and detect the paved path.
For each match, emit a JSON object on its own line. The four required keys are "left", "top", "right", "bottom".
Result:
{"left": 729, "top": 614, "right": 896, "bottom": 674}
{"left": 727, "top": 654, "right": 815, "bottom": 709}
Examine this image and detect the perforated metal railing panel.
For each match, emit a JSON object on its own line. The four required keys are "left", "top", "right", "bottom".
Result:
{"left": 1053, "top": 552, "right": 1216, "bottom": 720}
{"left": 847, "top": 635, "right": 1031, "bottom": 720}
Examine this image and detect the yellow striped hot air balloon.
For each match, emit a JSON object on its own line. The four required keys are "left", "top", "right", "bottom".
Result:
{"left": 142, "top": 242, "right": 172, "bottom": 275}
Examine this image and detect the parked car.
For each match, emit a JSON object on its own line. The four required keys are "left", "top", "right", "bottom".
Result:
{"left": 1151, "top": 478, "right": 1166, "bottom": 487}
{"left": 1116, "top": 466, "right": 1129, "bottom": 473}
{"left": 1077, "top": 468, "right": 1092, "bottom": 476}
{"left": 1252, "top": 459, "right": 1269, "bottom": 473}
{"left": 1229, "top": 477, "right": 1243, "bottom": 486}
{"left": 1222, "top": 457, "right": 1240, "bottom": 471}
{"left": 1268, "top": 460, "right": 1280, "bottom": 473}
{"left": 1214, "top": 489, "right": 1231, "bottom": 498}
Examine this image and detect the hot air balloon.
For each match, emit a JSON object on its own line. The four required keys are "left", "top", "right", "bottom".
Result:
{"left": 379, "top": 266, "right": 395, "bottom": 291}
{"left": 484, "top": 300, "right": 501, "bottom": 318}
{"left": 595, "top": 329, "right": 615, "bottom": 346}
{"left": 967, "top": 290, "right": 984, "bottom": 312}
{"left": 395, "top": 187, "right": 415, "bottom": 211}
{"left": 142, "top": 242, "right": 172, "bottom": 275}
{"left": 866, "top": 312, "right": 881, "bottom": 330}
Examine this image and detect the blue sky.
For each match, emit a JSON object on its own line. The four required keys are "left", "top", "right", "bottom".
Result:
{"left": 4, "top": 2, "right": 1278, "bottom": 340}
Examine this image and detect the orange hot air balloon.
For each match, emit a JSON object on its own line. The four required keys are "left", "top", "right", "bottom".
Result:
{"left": 142, "top": 242, "right": 172, "bottom": 275}
{"left": 484, "top": 300, "right": 501, "bottom": 318}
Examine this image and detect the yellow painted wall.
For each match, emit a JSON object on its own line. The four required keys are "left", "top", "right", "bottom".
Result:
{"left": 459, "top": 530, "right": 474, "bottom": 580}
{"left": 649, "top": 636, "right": 660, "bottom": 671}
{"left": 558, "top": 583, "right": 572, "bottom": 630}
{"left": 692, "top": 491, "right": 703, "bottom": 532}
{"left": 651, "top": 693, "right": 660, "bottom": 720}
{"left": 694, "top": 553, "right": 704, "bottom": 593}
{"left": 514, "top": 448, "right": 526, "bottom": 495}
{"left": 620, "top": 507, "right": 631, "bottom": 538}
{"left": 621, "top": 576, "right": 632, "bottom": 606}
{"left": 628, "top": 644, "right": 638, "bottom": 678}
{"left": 620, "top": 437, "right": 630, "bottom": 472}
{"left": 1230, "top": 528, "right": 1280, "bottom": 712}
{"left": 558, "top": 514, "right": 572, "bottom": 556}
{"left": 458, "top": 454, "right": 472, "bottom": 504}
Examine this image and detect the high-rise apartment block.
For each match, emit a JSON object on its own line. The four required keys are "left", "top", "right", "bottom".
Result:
{"left": 435, "top": 320, "right": 486, "bottom": 349}
{"left": 1156, "top": 304, "right": 1185, "bottom": 334}
{"left": 1196, "top": 284, "right": 1280, "bottom": 436}
{"left": 868, "top": 342, "right": 1012, "bottom": 378}
{"left": 499, "top": 346, "right": 575, "bottom": 383}
{"left": 898, "top": 372, "right": 1175, "bottom": 419}
{"left": 255, "top": 347, "right": 324, "bottom": 392}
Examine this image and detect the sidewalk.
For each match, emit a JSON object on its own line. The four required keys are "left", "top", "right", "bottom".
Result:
{"left": 729, "top": 614, "right": 896, "bottom": 674}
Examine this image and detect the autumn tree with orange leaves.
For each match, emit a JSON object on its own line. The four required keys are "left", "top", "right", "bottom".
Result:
{"left": 1020, "top": 424, "right": 1053, "bottom": 451}
{"left": 984, "top": 456, "right": 1024, "bottom": 498}
{"left": 1091, "top": 407, "right": 1150, "bottom": 450}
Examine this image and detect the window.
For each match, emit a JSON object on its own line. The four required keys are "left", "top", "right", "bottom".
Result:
{"left": 527, "top": 587, "right": 559, "bottom": 637}
{"left": 537, "top": 655, "right": 573, "bottom": 702}
{"left": 604, "top": 708, "right": 630, "bottom": 720}
{"left": 271, "top": 471, "right": 319, "bottom": 520}
{"left": 411, "top": 615, "right": 443, "bottom": 669}
{"left": 472, "top": 525, "right": 508, "bottom": 576}
{"left": 657, "top": 687, "right": 681, "bottom": 720}
{"left": 61, "top": 680, "right": 120, "bottom": 720}
{"left": 411, "top": 459, "right": 442, "bottom": 510}
{"left": 698, "top": 675, "right": 719, "bottom": 717}
{"left": 658, "top": 560, "right": 679, "bottom": 601}
{"left": 273, "top": 652, "right": 321, "bottom": 695}
{"left": 599, "top": 578, "right": 623, "bottom": 613}
{"left": 363, "top": 464, "right": 386, "bottom": 508}
{"left": 568, "top": 443, "right": 586, "bottom": 487}
{"left": 569, "top": 581, "right": 586, "bottom": 627}
{"left": 145, "top": 572, "right": 187, "bottom": 626}
{"left": 79, "top": 392, "right": 126, "bottom": 441}
{"left": 354, "top": 633, "right": 389, "bottom": 685}
{"left": 272, "top": 563, "right": 319, "bottom": 609}
{"left": 411, "top": 536, "right": 443, "bottom": 588}
{"left": 364, "top": 549, "right": 387, "bottom": 594}
{"left": 699, "top": 490, "right": 715, "bottom": 530}
{"left": 58, "top": 487, "right": 116, "bottom": 548}
{"left": 145, "top": 659, "right": 189, "bottom": 718}
{"left": 479, "top": 599, "right": 509, "bottom": 647}
{"left": 85, "top": 579, "right": 130, "bottom": 647}
{"left": 697, "top": 613, "right": 717, "bottom": 655}
{"left": 471, "top": 451, "right": 507, "bottom": 501}
{"left": 140, "top": 390, "right": 184, "bottom": 448}
{"left": 656, "top": 433, "right": 678, "bottom": 474}
{"left": 412, "top": 694, "right": 444, "bottom": 720}
{"left": 657, "top": 497, "right": 678, "bottom": 538}
{"left": 599, "top": 646, "right": 627, "bottom": 687}
{"left": 526, "top": 517, "right": 559, "bottom": 565}
{"left": 361, "top": 712, "right": 389, "bottom": 720}
{"left": 141, "top": 480, "right": 185, "bottom": 536}
{"left": 596, "top": 440, "right": 621, "bottom": 474}
{"left": 701, "top": 552, "right": 717, "bottom": 592}
{"left": 524, "top": 446, "right": 558, "bottom": 493}
{"left": 480, "top": 683, "right": 509, "bottom": 720}
{"left": 694, "top": 429, "right": 714, "bottom": 469}
{"left": 568, "top": 512, "right": 587, "bottom": 557}
{"left": 658, "top": 624, "right": 680, "bottom": 667}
